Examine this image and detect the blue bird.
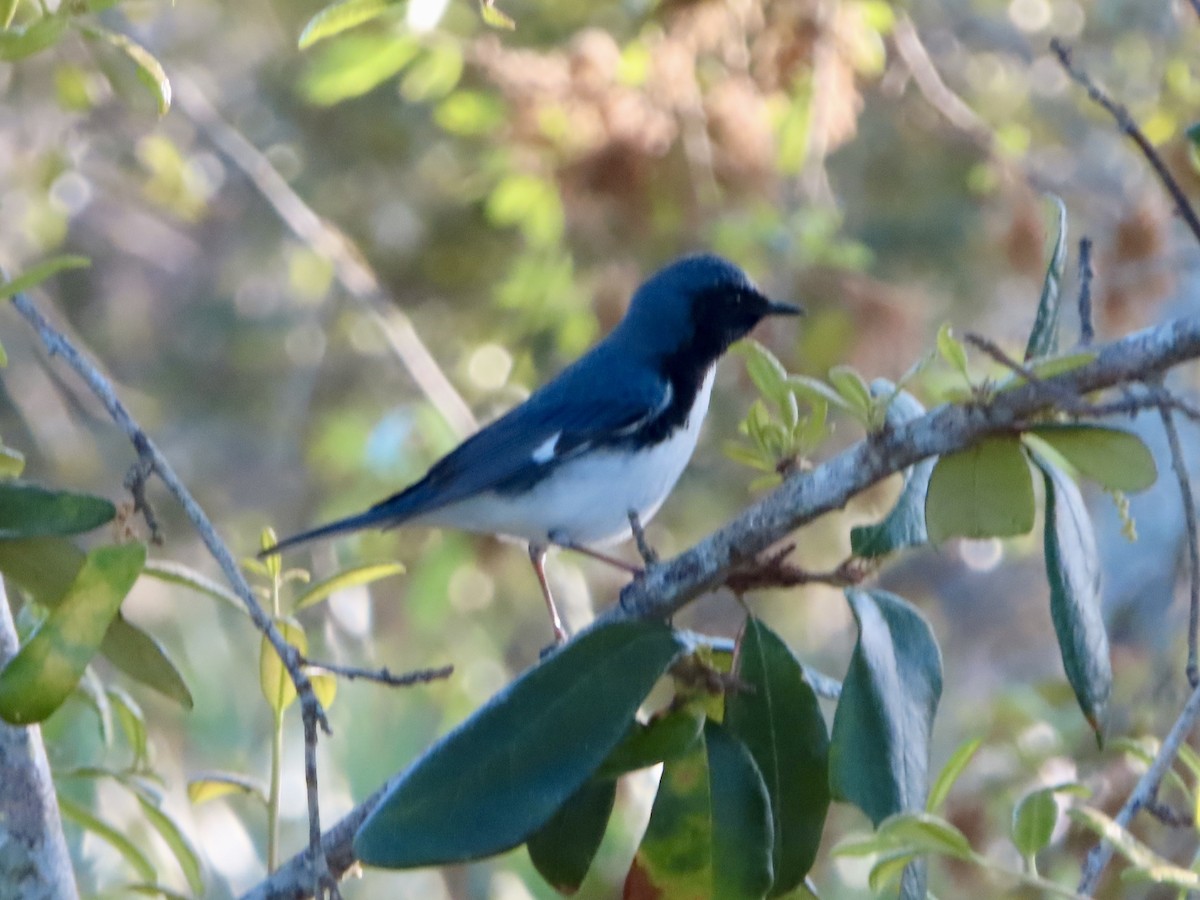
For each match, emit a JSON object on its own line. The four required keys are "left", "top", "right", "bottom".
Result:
{"left": 264, "top": 253, "right": 802, "bottom": 641}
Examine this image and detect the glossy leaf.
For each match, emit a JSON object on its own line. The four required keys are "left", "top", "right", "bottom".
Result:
{"left": 299, "top": 0, "right": 394, "bottom": 49}
{"left": 142, "top": 559, "right": 245, "bottom": 615}
{"left": 1036, "top": 457, "right": 1112, "bottom": 741}
{"left": 851, "top": 385, "right": 933, "bottom": 557}
{"left": 596, "top": 706, "right": 704, "bottom": 778}
{"left": 100, "top": 614, "right": 194, "bottom": 709}
{"left": 58, "top": 794, "right": 156, "bottom": 882}
{"left": 81, "top": 25, "right": 171, "bottom": 115}
{"left": 626, "top": 720, "right": 773, "bottom": 900}
{"left": 726, "top": 617, "right": 829, "bottom": 894}
{"left": 1011, "top": 787, "right": 1058, "bottom": 859}
{"left": 354, "top": 621, "right": 682, "bottom": 867}
{"left": 1027, "top": 424, "right": 1157, "bottom": 493}
{"left": 926, "top": 737, "right": 982, "bottom": 812}
{"left": 0, "top": 16, "right": 68, "bottom": 63}
{"left": 259, "top": 618, "right": 306, "bottom": 716}
{"left": 1024, "top": 194, "right": 1068, "bottom": 360}
{"left": 526, "top": 778, "right": 616, "bottom": 895}
{"left": 830, "top": 589, "right": 943, "bottom": 899}
{"left": 187, "top": 772, "right": 267, "bottom": 806}
{"left": 0, "top": 481, "right": 115, "bottom": 539}
{"left": 293, "top": 561, "right": 405, "bottom": 611}
{"left": 925, "top": 436, "right": 1035, "bottom": 543}
{"left": 0, "top": 543, "right": 146, "bottom": 724}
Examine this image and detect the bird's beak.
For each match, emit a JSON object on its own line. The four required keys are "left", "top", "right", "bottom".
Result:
{"left": 764, "top": 299, "right": 805, "bottom": 317}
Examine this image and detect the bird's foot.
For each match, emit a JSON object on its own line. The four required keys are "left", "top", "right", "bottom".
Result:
{"left": 627, "top": 510, "right": 659, "bottom": 566}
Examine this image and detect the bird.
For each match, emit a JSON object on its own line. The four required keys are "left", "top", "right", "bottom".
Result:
{"left": 262, "top": 253, "right": 802, "bottom": 642}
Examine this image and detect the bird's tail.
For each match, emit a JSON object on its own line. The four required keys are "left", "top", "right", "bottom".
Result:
{"left": 259, "top": 504, "right": 401, "bottom": 558}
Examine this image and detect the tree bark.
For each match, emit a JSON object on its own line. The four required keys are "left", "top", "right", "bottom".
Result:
{"left": 0, "top": 579, "right": 79, "bottom": 900}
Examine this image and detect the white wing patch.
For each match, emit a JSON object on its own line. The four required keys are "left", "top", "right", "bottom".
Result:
{"left": 531, "top": 432, "right": 561, "bottom": 464}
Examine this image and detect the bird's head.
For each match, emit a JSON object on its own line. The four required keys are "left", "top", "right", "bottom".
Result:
{"left": 618, "top": 253, "right": 803, "bottom": 362}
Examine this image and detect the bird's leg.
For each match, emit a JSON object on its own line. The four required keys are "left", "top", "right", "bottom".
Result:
{"left": 528, "top": 543, "right": 568, "bottom": 644}
{"left": 548, "top": 530, "right": 643, "bottom": 575}
{"left": 626, "top": 509, "right": 659, "bottom": 566}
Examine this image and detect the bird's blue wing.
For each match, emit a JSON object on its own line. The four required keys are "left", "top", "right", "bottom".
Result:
{"left": 369, "top": 349, "right": 669, "bottom": 521}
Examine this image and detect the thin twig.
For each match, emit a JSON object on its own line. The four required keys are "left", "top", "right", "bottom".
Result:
{"left": 1156, "top": 398, "right": 1200, "bottom": 686}
{"left": 627, "top": 510, "right": 659, "bottom": 566}
{"left": 8, "top": 290, "right": 337, "bottom": 899}
{"left": 303, "top": 658, "right": 454, "bottom": 687}
{"left": 1077, "top": 236, "right": 1094, "bottom": 346}
{"left": 1051, "top": 39, "right": 1200, "bottom": 247}
{"left": 123, "top": 455, "right": 163, "bottom": 545}
{"left": 173, "top": 77, "right": 477, "bottom": 440}
{"left": 725, "top": 543, "right": 871, "bottom": 594}
{"left": 1143, "top": 798, "right": 1194, "bottom": 829}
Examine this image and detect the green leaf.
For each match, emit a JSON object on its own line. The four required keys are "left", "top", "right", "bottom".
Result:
{"left": 738, "top": 339, "right": 792, "bottom": 414}
{"left": 259, "top": 618, "right": 306, "bottom": 716}
{"left": 830, "top": 589, "right": 943, "bottom": 899}
{"left": 1011, "top": 787, "right": 1058, "bottom": 859}
{"left": 0, "top": 481, "right": 115, "bottom": 538}
{"left": 134, "top": 793, "right": 205, "bottom": 895}
{"left": 80, "top": 25, "right": 171, "bottom": 115}
{"left": 0, "top": 14, "right": 67, "bottom": 62}
{"left": 300, "top": 32, "right": 419, "bottom": 106}
{"left": 100, "top": 614, "right": 194, "bottom": 709}
{"left": 936, "top": 323, "right": 970, "bottom": 380}
{"left": 995, "top": 349, "right": 1096, "bottom": 392}
{"left": 293, "top": 561, "right": 405, "bottom": 611}
{"left": 526, "top": 778, "right": 616, "bottom": 895}
{"left": 299, "top": 0, "right": 394, "bottom": 49}
{"left": 1, "top": 0, "right": 19, "bottom": 30}
{"left": 354, "top": 621, "right": 683, "bottom": 867}
{"left": 1024, "top": 194, "right": 1068, "bottom": 360}
{"left": 0, "top": 536, "right": 85, "bottom": 606}
{"left": 142, "top": 559, "right": 245, "bottom": 614}
{"left": 868, "top": 848, "right": 919, "bottom": 894}
{"left": 107, "top": 684, "right": 148, "bottom": 767}
{"left": 788, "top": 374, "right": 854, "bottom": 413}
{"left": 875, "top": 811, "right": 974, "bottom": 860}
{"left": 0, "top": 543, "right": 146, "bottom": 724}
{"left": 1036, "top": 457, "right": 1112, "bottom": 742}
{"left": 828, "top": 365, "right": 872, "bottom": 417}
{"left": 0, "top": 444, "right": 25, "bottom": 477}
{"left": 626, "top": 720, "right": 773, "bottom": 899}
{"left": 925, "top": 436, "right": 1035, "bottom": 543}
{"left": 1026, "top": 424, "right": 1157, "bottom": 493}
{"left": 926, "top": 737, "right": 982, "bottom": 812}
{"left": 596, "top": 706, "right": 705, "bottom": 779}
{"left": 187, "top": 772, "right": 267, "bottom": 806}
{"left": 479, "top": 0, "right": 515, "bottom": 29}
{"left": 851, "top": 385, "right": 933, "bottom": 557}
{"left": 726, "top": 617, "right": 829, "bottom": 894}
{"left": 57, "top": 794, "right": 156, "bottom": 882}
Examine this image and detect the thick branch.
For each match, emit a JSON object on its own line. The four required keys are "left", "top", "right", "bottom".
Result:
{"left": 0, "top": 580, "right": 79, "bottom": 900}
{"left": 251, "top": 314, "right": 1200, "bottom": 899}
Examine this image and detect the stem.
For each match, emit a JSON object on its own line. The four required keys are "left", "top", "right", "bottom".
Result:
{"left": 267, "top": 710, "right": 284, "bottom": 872}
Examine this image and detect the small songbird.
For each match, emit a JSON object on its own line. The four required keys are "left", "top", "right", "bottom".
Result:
{"left": 263, "top": 253, "right": 802, "bottom": 641}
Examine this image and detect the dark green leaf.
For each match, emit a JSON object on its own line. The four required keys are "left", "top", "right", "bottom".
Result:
{"left": 354, "top": 621, "right": 683, "bottom": 867}
{"left": 0, "top": 481, "right": 115, "bottom": 539}
{"left": 100, "top": 615, "right": 194, "bottom": 709}
{"left": 527, "top": 778, "right": 616, "bottom": 895}
{"left": 58, "top": 794, "right": 156, "bottom": 882}
{"left": 851, "top": 385, "right": 933, "bottom": 557}
{"left": 626, "top": 720, "right": 773, "bottom": 899}
{"left": 1027, "top": 424, "right": 1157, "bottom": 493}
{"left": 1036, "top": 457, "right": 1112, "bottom": 742}
{"left": 830, "top": 589, "right": 943, "bottom": 899}
{"left": 1024, "top": 195, "right": 1068, "bottom": 360}
{"left": 925, "top": 436, "right": 1035, "bottom": 543}
{"left": 596, "top": 706, "right": 704, "bottom": 778}
{"left": 1012, "top": 787, "right": 1058, "bottom": 859}
{"left": 0, "top": 543, "right": 146, "bottom": 724}
{"left": 299, "top": 0, "right": 394, "bottom": 49}
{"left": 726, "top": 617, "right": 829, "bottom": 894}
{"left": 0, "top": 15, "right": 67, "bottom": 62}
{"left": 293, "top": 561, "right": 405, "bottom": 611}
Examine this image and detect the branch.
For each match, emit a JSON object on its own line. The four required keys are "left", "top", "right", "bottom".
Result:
{"left": 8, "top": 291, "right": 338, "bottom": 898}
{"left": 0, "top": 579, "right": 80, "bottom": 900}
{"left": 301, "top": 658, "right": 454, "bottom": 688}
{"left": 250, "top": 314, "right": 1200, "bottom": 899}
{"left": 1156, "top": 399, "right": 1200, "bottom": 687}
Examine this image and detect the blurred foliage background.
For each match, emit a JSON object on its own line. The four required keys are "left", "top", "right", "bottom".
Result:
{"left": 3, "top": 0, "right": 1200, "bottom": 896}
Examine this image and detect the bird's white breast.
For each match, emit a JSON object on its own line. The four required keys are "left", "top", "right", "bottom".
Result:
{"left": 425, "top": 367, "right": 716, "bottom": 546}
